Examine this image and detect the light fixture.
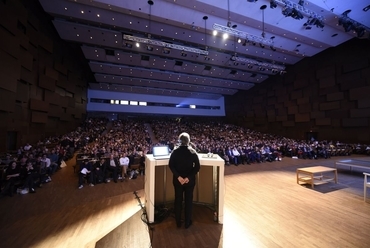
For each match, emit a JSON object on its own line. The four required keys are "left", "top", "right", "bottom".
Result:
{"left": 338, "top": 10, "right": 368, "bottom": 38}
{"left": 181, "top": 51, "right": 187, "bottom": 57}
{"left": 213, "top": 23, "right": 273, "bottom": 48}
{"left": 162, "top": 48, "right": 170, "bottom": 54}
{"left": 231, "top": 55, "right": 285, "bottom": 71}
{"left": 270, "top": 0, "right": 277, "bottom": 9}
{"left": 122, "top": 0, "right": 209, "bottom": 56}
{"left": 123, "top": 34, "right": 209, "bottom": 55}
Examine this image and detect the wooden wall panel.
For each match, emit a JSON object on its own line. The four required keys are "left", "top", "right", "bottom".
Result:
{"left": 350, "top": 109, "right": 370, "bottom": 118}
{"left": 342, "top": 118, "right": 368, "bottom": 127}
{"left": 31, "top": 111, "right": 48, "bottom": 123}
{"left": 45, "top": 91, "right": 60, "bottom": 105}
{"left": 319, "top": 102, "right": 340, "bottom": 111}
{"left": 20, "top": 67, "right": 35, "bottom": 84}
{"left": 316, "top": 65, "right": 335, "bottom": 79}
{"left": 315, "top": 118, "right": 331, "bottom": 126}
{"left": 358, "top": 98, "right": 370, "bottom": 109}
{"left": 39, "top": 74, "right": 56, "bottom": 91}
{"left": 342, "top": 58, "right": 369, "bottom": 74}
{"left": 295, "top": 113, "right": 310, "bottom": 122}
{"left": 349, "top": 86, "right": 370, "bottom": 100}
{"left": 16, "top": 82, "right": 29, "bottom": 102}
{"left": 0, "top": 73, "right": 18, "bottom": 93}
{"left": 54, "top": 61, "right": 68, "bottom": 75}
{"left": 326, "top": 92, "right": 344, "bottom": 102}
{"left": 48, "top": 104, "right": 63, "bottom": 118}
{"left": 319, "top": 76, "right": 335, "bottom": 88}
{"left": 20, "top": 50, "right": 33, "bottom": 71}
{"left": 30, "top": 98, "right": 48, "bottom": 112}
{"left": 0, "top": 89, "right": 15, "bottom": 112}
{"left": 0, "top": 28, "right": 20, "bottom": 59}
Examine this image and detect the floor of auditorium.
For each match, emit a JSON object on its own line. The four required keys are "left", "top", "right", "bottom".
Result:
{"left": 0, "top": 155, "right": 370, "bottom": 248}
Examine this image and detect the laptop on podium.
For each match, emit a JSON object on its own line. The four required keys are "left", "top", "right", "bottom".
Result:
{"left": 152, "top": 146, "right": 171, "bottom": 160}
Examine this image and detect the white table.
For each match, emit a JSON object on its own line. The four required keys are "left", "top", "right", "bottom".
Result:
{"left": 144, "top": 153, "right": 225, "bottom": 224}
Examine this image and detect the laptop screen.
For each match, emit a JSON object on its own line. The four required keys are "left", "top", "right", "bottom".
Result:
{"left": 153, "top": 146, "right": 170, "bottom": 157}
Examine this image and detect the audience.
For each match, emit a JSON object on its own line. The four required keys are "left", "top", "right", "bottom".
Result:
{"left": 1, "top": 117, "right": 369, "bottom": 196}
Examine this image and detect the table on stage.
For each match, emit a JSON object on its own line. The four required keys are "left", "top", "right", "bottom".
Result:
{"left": 144, "top": 153, "right": 225, "bottom": 224}
{"left": 296, "top": 166, "right": 338, "bottom": 189}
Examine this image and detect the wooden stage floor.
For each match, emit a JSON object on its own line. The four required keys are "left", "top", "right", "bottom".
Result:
{"left": 1, "top": 155, "right": 370, "bottom": 248}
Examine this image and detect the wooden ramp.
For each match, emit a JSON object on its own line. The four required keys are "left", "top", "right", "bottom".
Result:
{"left": 0, "top": 190, "right": 144, "bottom": 248}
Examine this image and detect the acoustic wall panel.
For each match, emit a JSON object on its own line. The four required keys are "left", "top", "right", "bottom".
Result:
{"left": 350, "top": 109, "right": 370, "bottom": 118}
{"left": 349, "top": 86, "right": 370, "bottom": 100}
{"left": 342, "top": 58, "right": 369, "bottom": 74}
{"left": 16, "top": 82, "right": 29, "bottom": 102}
{"left": 31, "top": 111, "right": 48, "bottom": 123}
{"left": 315, "top": 118, "right": 331, "bottom": 126}
{"left": 295, "top": 113, "right": 310, "bottom": 122}
{"left": 30, "top": 98, "right": 48, "bottom": 112}
{"left": 20, "top": 50, "right": 33, "bottom": 71}
{"left": 316, "top": 65, "right": 335, "bottom": 79}
{"left": 319, "top": 102, "right": 340, "bottom": 111}
{"left": 45, "top": 91, "right": 60, "bottom": 105}
{"left": 39, "top": 74, "right": 56, "bottom": 91}
{"left": 326, "top": 92, "right": 344, "bottom": 102}
{"left": 20, "top": 66, "right": 34, "bottom": 84}
{"left": 0, "top": 28, "right": 20, "bottom": 59}
{"left": 358, "top": 98, "right": 370, "bottom": 109}
{"left": 342, "top": 118, "right": 368, "bottom": 127}
{"left": 0, "top": 89, "right": 16, "bottom": 112}
{"left": 319, "top": 76, "right": 335, "bottom": 88}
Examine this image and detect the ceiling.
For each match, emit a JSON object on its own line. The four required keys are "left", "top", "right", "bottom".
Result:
{"left": 38, "top": 0, "right": 370, "bottom": 100}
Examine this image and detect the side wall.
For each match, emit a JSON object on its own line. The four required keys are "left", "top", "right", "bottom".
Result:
{"left": 0, "top": 0, "right": 91, "bottom": 152}
{"left": 225, "top": 38, "right": 370, "bottom": 143}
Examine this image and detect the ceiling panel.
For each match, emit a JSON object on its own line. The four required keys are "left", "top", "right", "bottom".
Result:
{"left": 39, "top": 0, "right": 370, "bottom": 99}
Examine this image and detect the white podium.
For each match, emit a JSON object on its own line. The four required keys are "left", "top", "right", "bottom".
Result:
{"left": 144, "top": 153, "right": 225, "bottom": 224}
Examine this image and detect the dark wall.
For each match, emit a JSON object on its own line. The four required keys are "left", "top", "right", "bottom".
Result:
{"left": 225, "top": 38, "right": 370, "bottom": 143}
{"left": 0, "top": 0, "right": 92, "bottom": 152}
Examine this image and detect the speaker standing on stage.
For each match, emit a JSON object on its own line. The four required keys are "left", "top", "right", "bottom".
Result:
{"left": 169, "top": 132, "right": 200, "bottom": 229}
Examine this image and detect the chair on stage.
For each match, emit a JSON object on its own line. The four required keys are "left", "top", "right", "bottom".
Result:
{"left": 364, "top": 173, "right": 370, "bottom": 202}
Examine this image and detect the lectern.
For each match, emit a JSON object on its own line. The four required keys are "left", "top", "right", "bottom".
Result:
{"left": 144, "top": 153, "right": 225, "bottom": 224}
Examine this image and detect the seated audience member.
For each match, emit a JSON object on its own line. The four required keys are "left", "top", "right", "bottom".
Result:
{"left": 105, "top": 154, "right": 119, "bottom": 183}
{"left": 21, "top": 161, "right": 37, "bottom": 193}
{"left": 2, "top": 161, "right": 21, "bottom": 197}
{"left": 92, "top": 158, "right": 105, "bottom": 184}
{"left": 119, "top": 153, "right": 129, "bottom": 180}
{"left": 78, "top": 160, "right": 93, "bottom": 189}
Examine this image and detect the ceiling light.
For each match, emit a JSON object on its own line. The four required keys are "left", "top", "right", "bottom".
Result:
{"left": 123, "top": 34, "right": 208, "bottom": 55}
{"left": 223, "top": 33, "right": 229, "bottom": 39}
{"left": 213, "top": 30, "right": 218, "bottom": 36}
{"left": 270, "top": 0, "right": 277, "bottom": 9}
{"left": 213, "top": 23, "right": 273, "bottom": 48}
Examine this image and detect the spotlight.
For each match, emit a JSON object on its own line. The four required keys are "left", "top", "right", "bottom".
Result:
{"left": 125, "top": 42, "right": 133, "bottom": 48}
{"left": 259, "top": 43, "right": 265, "bottom": 48}
{"left": 162, "top": 48, "right": 170, "bottom": 54}
{"left": 181, "top": 51, "right": 187, "bottom": 57}
{"left": 135, "top": 42, "right": 140, "bottom": 48}
{"left": 223, "top": 33, "right": 229, "bottom": 39}
{"left": 298, "top": 0, "right": 304, "bottom": 6}
{"left": 355, "top": 27, "right": 365, "bottom": 37}
{"left": 242, "top": 40, "right": 247, "bottom": 46}
{"left": 247, "top": 64, "right": 253, "bottom": 69}
{"left": 204, "top": 56, "right": 210, "bottom": 61}
{"left": 270, "top": 46, "right": 276, "bottom": 51}
{"left": 233, "top": 62, "right": 239, "bottom": 66}
{"left": 213, "top": 30, "right": 218, "bottom": 36}
{"left": 146, "top": 45, "right": 153, "bottom": 51}
{"left": 237, "top": 38, "right": 242, "bottom": 43}
{"left": 270, "top": 0, "right": 277, "bottom": 9}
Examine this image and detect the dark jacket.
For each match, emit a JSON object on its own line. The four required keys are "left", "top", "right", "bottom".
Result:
{"left": 168, "top": 145, "right": 200, "bottom": 187}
